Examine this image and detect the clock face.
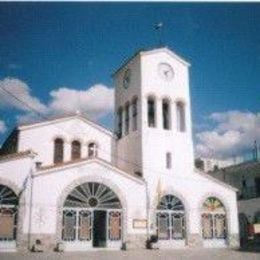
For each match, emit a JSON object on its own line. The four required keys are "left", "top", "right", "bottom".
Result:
{"left": 158, "top": 63, "right": 174, "bottom": 81}
{"left": 123, "top": 69, "right": 131, "bottom": 89}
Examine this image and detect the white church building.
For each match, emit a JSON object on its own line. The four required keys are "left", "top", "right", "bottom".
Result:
{"left": 0, "top": 47, "right": 239, "bottom": 252}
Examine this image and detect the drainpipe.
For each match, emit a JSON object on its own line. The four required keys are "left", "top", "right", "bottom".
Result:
{"left": 144, "top": 179, "right": 150, "bottom": 242}
{"left": 27, "top": 157, "right": 36, "bottom": 251}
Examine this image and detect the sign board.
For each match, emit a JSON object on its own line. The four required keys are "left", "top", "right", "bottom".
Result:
{"left": 253, "top": 224, "right": 260, "bottom": 234}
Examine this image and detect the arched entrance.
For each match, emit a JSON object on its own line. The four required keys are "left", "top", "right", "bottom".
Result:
{"left": 62, "top": 182, "right": 122, "bottom": 250}
{"left": 0, "top": 184, "right": 18, "bottom": 251}
{"left": 156, "top": 195, "right": 186, "bottom": 248}
{"left": 201, "top": 197, "right": 227, "bottom": 247}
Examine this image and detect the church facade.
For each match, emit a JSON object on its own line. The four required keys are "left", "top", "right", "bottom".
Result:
{"left": 0, "top": 47, "right": 239, "bottom": 252}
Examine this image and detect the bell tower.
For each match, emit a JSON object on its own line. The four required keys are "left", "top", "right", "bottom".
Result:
{"left": 113, "top": 47, "right": 194, "bottom": 183}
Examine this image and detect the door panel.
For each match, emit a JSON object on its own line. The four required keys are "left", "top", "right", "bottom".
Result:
{"left": 93, "top": 210, "right": 107, "bottom": 247}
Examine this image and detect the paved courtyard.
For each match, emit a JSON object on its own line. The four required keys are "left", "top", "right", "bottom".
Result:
{"left": 0, "top": 248, "right": 259, "bottom": 260}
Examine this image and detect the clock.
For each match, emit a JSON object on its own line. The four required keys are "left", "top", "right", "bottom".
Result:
{"left": 158, "top": 63, "right": 174, "bottom": 81}
{"left": 123, "top": 69, "right": 131, "bottom": 89}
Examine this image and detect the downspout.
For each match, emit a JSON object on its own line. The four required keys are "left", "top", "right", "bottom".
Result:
{"left": 144, "top": 179, "right": 150, "bottom": 242}
{"left": 27, "top": 154, "right": 36, "bottom": 251}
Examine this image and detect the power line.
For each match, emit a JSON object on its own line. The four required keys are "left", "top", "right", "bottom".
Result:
{"left": 0, "top": 84, "right": 239, "bottom": 187}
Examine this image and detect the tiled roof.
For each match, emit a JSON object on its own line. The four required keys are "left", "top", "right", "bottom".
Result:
{"left": 37, "top": 156, "right": 143, "bottom": 181}
{"left": 218, "top": 161, "right": 260, "bottom": 174}
{"left": 0, "top": 150, "right": 35, "bottom": 162}
{"left": 18, "top": 113, "right": 114, "bottom": 137}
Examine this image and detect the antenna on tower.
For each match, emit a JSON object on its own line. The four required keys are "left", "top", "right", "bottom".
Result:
{"left": 253, "top": 140, "right": 258, "bottom": 161}
{"left": 154, "top": 22, "right": 164, "bottom": 47}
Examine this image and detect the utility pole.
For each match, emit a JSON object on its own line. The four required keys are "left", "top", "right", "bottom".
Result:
{"left": 253, "top": 140, "right": 258, "bottom": 161}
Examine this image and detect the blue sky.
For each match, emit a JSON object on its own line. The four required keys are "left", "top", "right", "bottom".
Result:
{"left": 0, "top": 3, "right": 259, "bottom": 160}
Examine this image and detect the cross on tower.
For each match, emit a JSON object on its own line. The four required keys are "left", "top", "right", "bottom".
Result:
{"left": 154, "top": 22, "right": 164, "bottom": 47}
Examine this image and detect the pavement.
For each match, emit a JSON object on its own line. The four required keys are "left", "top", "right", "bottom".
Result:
{"left": 0, "top": 248, "right": 259, "bottom": 260}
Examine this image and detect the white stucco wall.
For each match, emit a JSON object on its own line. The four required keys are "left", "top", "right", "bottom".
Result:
{"left": 0, "top": 155, "right": 33, "bottom": 192}
{"left": 25, "top": 160, "right": 146, "bottom": 238}
{"left": 18, "top": 117, "right": 115, "bottom": 167}
{"left": 146, "top": 170, "right": 239, "bottom": 237}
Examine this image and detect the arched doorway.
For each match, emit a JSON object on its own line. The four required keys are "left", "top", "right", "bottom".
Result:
{"left": 156, "top": 195, "right": 186, "bottom": 248}
{"left": 201, "top": 197, "right": 227, "bottom": 247}
{"left": 62, "top": 182, "right": 122, "bottom": 250}
{"left": 0, "top": 184, "right": 18, "bottom": 251}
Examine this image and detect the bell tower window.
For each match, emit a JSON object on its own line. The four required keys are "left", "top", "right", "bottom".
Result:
{"left": 132, "top": 98, "right": 138, "bottom": 131}
{"left": 88, "top": 143, "right": 98, "bottom": 157}
{"left": 176, "top": 102, "right": 186, "bottom": 132}
{"left": 125, "top": 103, "right": 130, "bottom": 135}
{"left": 117, "top": 107, "right": 123, "bottom": 138}
{"left": 71, "top": 140, "right": 81, "bottom": 160}
{"left": 162, "top": 99, "right": 171, "bottom": 130}
{"left": 148, "top": 97, "right": 156, "bottom": 128}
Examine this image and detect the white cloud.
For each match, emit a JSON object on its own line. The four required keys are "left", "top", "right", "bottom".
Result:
{"left": 196, "top": 111, "right": 260, "bottom": 159}
{"left": 48, "top": 84, "right": 114, "bottom": 119}
{"left": 0, "top": 78, "right": 47, "bottom": 113}
{"left": 0, "top": 120, "right": 7, "bottom": 134}
{"left": 0, "top": 77, "right": 114, "bottom": 125}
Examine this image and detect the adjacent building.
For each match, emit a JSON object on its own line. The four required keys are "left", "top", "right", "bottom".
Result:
{"left": 208, "top": 161, "right": 260, "bottom": 226}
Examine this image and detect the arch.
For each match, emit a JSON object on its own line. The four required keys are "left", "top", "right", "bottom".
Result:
{"left": 71, "top": 140, "right": 81, "bottom": 160}
{"left": 155, "top": 188, "right": 190, "bottom": 212}
{"left": 63, "top": 182, "right": 122, "bottom": 209}
{"left": 0, "top": 177, "right": 20, "bottom": 198}
{"left": 0, "top": 184, "right": 19, "bottom": 242}
{"left": 88, "top": 142, "right": 98, "bottom": 157}
{"left": 124, "top": 102, "right": 130, "bottom": 135}
{"left": 58, "top": 176, "right": 127, "bottom": 211}
{"left": 116, "top": 107, "right": 123, "bottom": 138}
{"left": 131, "top": 97, "right": 138, "bottom": 131}
{"left": 202, "top": 197, "right": 225, "bottom": 212}
{"left": 147, "top": 96, "right": 156, "bottom": 128}
{"left": 54, "top": 138, "right": 64, "bottom": 164}
{"left": 198, "top": 192, "right": 230, "bottom": 213}
{"left": 0, "top": 184, "right": 18, "bottom": 205}
{"left": 201, "top": 196, "right": 227, "bottom": 241}
{"left": 157, "top": 195, "right": 184, "bottom": 211}
{"left": 176, "top": 101, "right": 186, "bottom": 132}
{"left": 162, "top": 98, "right": 171, "bottom": 130}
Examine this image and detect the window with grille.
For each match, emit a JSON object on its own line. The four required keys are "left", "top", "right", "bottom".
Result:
{"left": 0, "top": 185, "right": 18, "bottom": 241}
{"left": 54, "top": 138, "right": 64, "bottom": 164}
{"left": 156, "top": 195, "right": 185, "bottom": 240}
{"left": 71, "top": 140, "right": 81, "bottom": 160}
{"left": 202, "top": 197, "right": 227, "bottom": 240}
